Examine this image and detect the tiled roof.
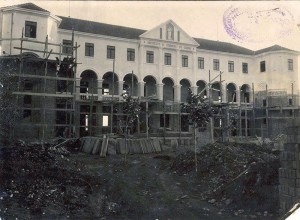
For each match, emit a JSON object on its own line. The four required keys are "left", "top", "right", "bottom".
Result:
{"left": 59, "top": 16, "right": 146, "bottom": 40}
{"left": 194, "top": 38, "right": 254, "bottom": 55}
{"left": 58, "top": 16, "right": 296, "bottom": 55}
{"left": 254, "top": 45, "right": 297, "bottom": 55}
{"left": 15, "top": 3, "right": 49, "bottom": 13}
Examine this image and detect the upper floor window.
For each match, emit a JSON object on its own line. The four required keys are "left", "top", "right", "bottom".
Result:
{"left": 160, "top": 28, "right": 162, "bottom": 39}
{"left": 25, "top": 21, "right": 37, "bottom": 38}
{"left": 146, "top": 51, "right": 154, "bottom": 63}
{"left": 288, "top": 59, "right": 293, "bottom": 71}
{"left": 213, "top": 59, "right": 219, "bottom": 71}
{"left": 260, "top": 61, "right": 266, "bottom": 72}
{"left": 177, "top": 31, "right": 180, "bottom": 42}
{"left": 127, "top": 48, "right": 135, "bottom": 61}
{"left": 164, "top": 53, "right": 171, "bottom": 65}
{"left": 242, "top": 63, "right": 248, "bottom": 73}
{"left": 62, "top": 40, "right": 72, "bottom": 55}
{"left": 198, "top": 57, "right": 204, "bottom": 69}
{"left": 107, "top": 46, "right": 115, "bottom": 59}
{"left": 182, "top": 55, "right": 188, "bottom": 67}
{"left": 85, "top": 43, "right": 94, "bottom": 57}
{"left": 228, "top": 61, "right": 234, "bottom": 72}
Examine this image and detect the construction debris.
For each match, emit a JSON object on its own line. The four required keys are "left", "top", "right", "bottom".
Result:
{"left": 170, "top": 142, "right": 280, "bottom": 213}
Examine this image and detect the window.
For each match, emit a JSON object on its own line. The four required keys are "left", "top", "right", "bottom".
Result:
{"left": 289, "top": 98, "right": 293, "bottom": 106}
{"left": 107, "top": 46, "right": 115, "bottom": 59}
{"left": 164, "top": 53, "right": 171, "bottom": 65}
{"left": 25, "top": 21, "right": 37, "bottom": 38}
{"left": 127, "top": 48, "right": 135, "bottom": 61}
{"left": 85, "top": 43, "right": 94, "bottom": 57}
{"left": 198, "top": 57, "right": 204, "bottom": 69}
{"left": 102, "top": 115, "right": 109, "bottom": 126}
{"left": 242, "top": 63, "right": 248, "bottom": 73}
{"left": 213, "top": 59, "right": 219, "bottom": 71}
{"left": 182, "top": 55, "right": 188, "bottom": 67}
{"left": 228, "top": 61, "right": 234, "bottom": 72}
{"left": 177, "top": 31, "right": 180, "bottom": 42}
{"left": 288, "top": 59, "right": 293, "bottom": 71}
{"left": 146, "top": 51, "right": 154, "bottom": 63}
{"left": 160, "top": 28, "right": 162, "bottom": 39}
{"left": 103, "top": 83, "right": 109, "bottom": 95}
{"left": 62, "top": 40, "right": 72, "bottom": 55}
{"left": 260, "top": 61, "right": 266, "bottom": 72}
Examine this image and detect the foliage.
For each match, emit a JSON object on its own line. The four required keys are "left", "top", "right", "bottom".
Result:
{"left": 181, "top": 89, "right": 215, "bottom": 129}
{"left": 116, "top": 91, "right": 142, "bottom": 135}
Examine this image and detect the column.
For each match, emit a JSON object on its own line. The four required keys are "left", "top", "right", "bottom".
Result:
{"left": 156, "top": 83, "right": 164, "bottom": 101}
{"left": 174, "top": 85, "right": 181, "bottom": 103}
{"left": 223, "top": 83, "right": 228, "bottom": 103}
{"left": 237, "top": 86, "right": 241, "bottom": 106}
{"left": 190, "top": 86, "right": 198, "bottom": 95}
{"left": 97, "top": 79, "right": 103, "bottom": 101}
{"left": 75, "top": 78, "right": 81, "bottom": 100}
{"left": 118, "top": 81, "right": 124, "bottom": 97}
{"left": 138, "top": 81, "right": 145, "bottom": 97}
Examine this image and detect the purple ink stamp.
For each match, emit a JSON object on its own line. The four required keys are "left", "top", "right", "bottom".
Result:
{"left": 223, "top": 5, "right": 295, "bottom": 43}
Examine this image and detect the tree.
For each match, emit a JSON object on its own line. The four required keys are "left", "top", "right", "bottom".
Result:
{"left": 181, "top": 89, "right": 215, "bottom": 172}
{"left": 115, "top": 90, "right": 141, "bottom": 161}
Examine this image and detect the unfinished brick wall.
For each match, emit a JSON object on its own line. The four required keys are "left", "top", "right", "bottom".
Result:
{"left": 279, "top": 118, "right": 300, "bottom": 212}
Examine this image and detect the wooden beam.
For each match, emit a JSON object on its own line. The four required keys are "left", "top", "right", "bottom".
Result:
{"left": 14, "top": 47, "right": 70, "bottom": 56}
{"left": 10, "top": 73, "right": 75, "bottom": 81}
{"left": 12, "top": 91, "right": 74, "bottom": 98}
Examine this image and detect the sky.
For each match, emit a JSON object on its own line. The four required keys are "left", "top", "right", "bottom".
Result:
{"left": 0, "top": 0, "right": 300, "bottom": 51}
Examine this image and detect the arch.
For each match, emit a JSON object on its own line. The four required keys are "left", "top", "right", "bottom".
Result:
{"left": 180, "top": 78, "right": 191, "bottom": 102}
{"left": 162, "top": 77, "right": 174, "bottom": 101}
{"left": 102, "top": 71, "right": 119, "bottom": 95}
{"left": 196, "top": 80, "right": 207, "bottom": 98}
{"left": 123, "top": 73, "right": 138, "bottom": 96}
{"left": 227, "top": 82, "right": 237, "bottom": 102}
{"left": 211, "top": 82, "right": 221, "bottom": 102}
{"left": 79, "top": 70, "right": 98, "bottom": 94}
{"left": 144, "top": 75, "right": 157, "bottom": 97}
{"left": 21, "top": 52, "right": 39, "bottom": 58}
{"left": 241, "top": 84, "right": 251, "bottom": 103}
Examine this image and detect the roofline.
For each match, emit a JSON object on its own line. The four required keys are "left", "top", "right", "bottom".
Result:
{"left": 253, "top": 49, "right": 300, "bottom": 56}
{"left": 196, "top": 48, "right": 255, "bottom": 58}
{"left": 58, "top": 29, "right": 140, "bottom": 43}
{"left": 1, "top": 6, "right": 50, "bottom": 16}
{"left": 140, "top": 19, "right": 199, "bottom": 47}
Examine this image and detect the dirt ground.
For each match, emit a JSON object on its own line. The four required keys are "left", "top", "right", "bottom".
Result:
{"left": 0, "top": 140, "right": 281, "bottom": 220}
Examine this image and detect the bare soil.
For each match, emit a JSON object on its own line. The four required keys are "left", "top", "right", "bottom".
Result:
{"left": 0, "top": 140, "right": 281, "bottom": 219}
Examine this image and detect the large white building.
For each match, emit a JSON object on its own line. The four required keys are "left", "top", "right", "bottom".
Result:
{"left": 0, "top": 3, "right": 299, "bottom": 138}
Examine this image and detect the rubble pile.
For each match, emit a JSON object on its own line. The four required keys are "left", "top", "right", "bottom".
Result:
{"left": 171, "top": 142, "right": 280, "bottom": 213}
{"left": 0, "top": 140, "right": 99, "bottom": 219}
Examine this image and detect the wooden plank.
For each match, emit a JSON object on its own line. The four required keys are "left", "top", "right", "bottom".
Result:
{"left": 82, "top": 137, "right": 92, "bottom": 153}
{"left": 10, "top": 73, "right": 75, "bottom": 81}
{"left": 107, "top": 139, "right": 117, "bottom": 155}
{"left": 100, "top": 135, "right": 109, "bottom": 157}
{"left": 13, "top": 91, "right": 74, "bottom": 98}
{"left": 92, "top": 138, "right": 101, "bottom": 155}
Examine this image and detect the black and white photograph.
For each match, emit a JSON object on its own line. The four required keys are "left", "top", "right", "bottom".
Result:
{"left": 0, "top": 0, "right": 300, "bottom": 219}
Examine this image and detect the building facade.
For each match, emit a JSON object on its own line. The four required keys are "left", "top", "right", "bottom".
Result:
{"left": 0, "top": 3, "right": 299, "bottom": 140}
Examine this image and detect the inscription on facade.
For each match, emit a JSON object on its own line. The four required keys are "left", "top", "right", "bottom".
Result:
{"left": 147, "top": 41, "right": 160, "bottom": 46}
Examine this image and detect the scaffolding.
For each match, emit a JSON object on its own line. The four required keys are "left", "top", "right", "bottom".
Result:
{"left": 0, "top": 32, "right": 79, "bottom": 144}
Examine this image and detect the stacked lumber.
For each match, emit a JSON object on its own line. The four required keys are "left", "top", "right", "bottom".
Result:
{"left": 81, "top": 137, "right": 164, "bottom": 156}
